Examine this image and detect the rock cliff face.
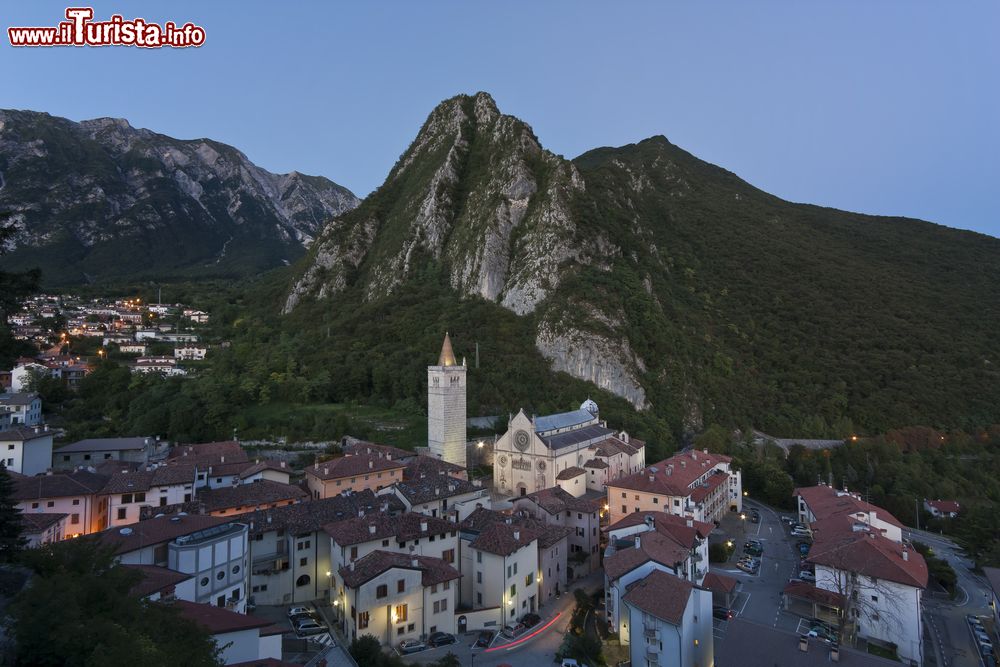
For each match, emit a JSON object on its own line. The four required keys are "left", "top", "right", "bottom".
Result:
{"left": 0, "top": 110, "right": 358, "bottom": 284}
{"left": 285, "top": 92, "right": 648, "bottom": 408}
{"left": 286, "top": 92, "right": 1000, "bottom": 427}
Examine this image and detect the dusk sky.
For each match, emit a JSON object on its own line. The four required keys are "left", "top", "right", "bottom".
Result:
{"left": 3, "top": 1, "right": 997, "bottom": 237}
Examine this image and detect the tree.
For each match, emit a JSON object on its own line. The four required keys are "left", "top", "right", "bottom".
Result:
{"left": 10, "top": 538, "right": 223, "bottom": 667}
{"left": 0, "top": 217, "right": 40, "bottom": 367}
{"left": 0, "top": 463, "right": 26, "bottom": 563}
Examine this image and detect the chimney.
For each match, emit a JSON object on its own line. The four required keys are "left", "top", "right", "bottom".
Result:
{"left": 686, "top": 518, "right": 693, "bottom": 528}
{"left": 692, "top": 451, "right": 698, "bottom": 461}
{"left": 420, "top": 520, "right": 428, "bottom": 532}
{"left": 703, "top": 448, "right": 708, "bottom": 454}
{"left": 220, "top": 455, "right": 225, "bottom": 463}
{"left": 435, "top": 488, "right": 440, "bottom": 496}
{"left": 411, "top": 558, "right": 419, "bottom": 567}
{"left": 349, "top": 561, "right": 355, "bottom": 571}
{"left": 513, "top": 530, "right": 520, "bottom": 541}
{"left": 902, "top": 548, "right": 908, "bottom": 561}
{"left": 666, "top": 466, "right": 673, "bottom": 476}
{"left": 368, "top": 460, "right": 373, "bottom": 469}
{"left": 649, "top": 475, "right": 655, "bottom": 482}
{"left": 369, "top": 523, "right": 377, "bottom": 534}
{"left": 799, "top": 636, "right": 809, "bottom": 652}
{"left": 635, "top": 534, "right": 641, "bottom": 549}
{"left": 324, "top": 467, "right": 329, "bottom": 476}
{"left": 680, "top": 461, "right": 686, "bottom": 469}
{"left": 280, "top": 461, "right": 286, "bottom": 469}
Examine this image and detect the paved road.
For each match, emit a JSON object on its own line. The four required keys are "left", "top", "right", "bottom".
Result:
{"left": 905, "top": 528, "right": 994, "bottom": 667}
{"left": 710, "top": 499, "right": 804, "bottom": 637}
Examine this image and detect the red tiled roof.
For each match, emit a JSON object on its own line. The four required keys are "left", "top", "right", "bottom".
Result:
{"left": 172, "top": 600, "right": 272, "bottom": 634}
{"left": 20, "top": 512, "right": 67, "bottom": 532}
{"left": 582, "top": 459, "right": 609, "bottom": 469}
{"left": 239, "top": 460, "right": 290, "bottom": 479}
{"left": 605, "top": 532, "right": 690, "bottom": 581}
{"left": 556, "top": 466, "right": 586, "bottom": 480}
{"left": 343, "top": 440, "right": 413, "bottom": 461}
{"left": 230, "top": 660, "right": 299, "bottom": 667}
{"left": 621, "top": 569, "right": 694, "bottom": 625}
{"left": 607, "top": 450, "right": 732, "bottom": 497}
{"left": 306, "top": 454, "right": 405, "bottom": 480}
{"left": 339, "top": 550, "right": 461, "bottom": 589}
{"left": 404, "top": 454, "right": 465, "bottom": 481}
{"left": 702, "top": 571, "right": 738, "bottom": 594}
{"left": 520, "top": 486, "right": 603, "bottom": 515}
{"left": 324, "top": 512, "right": 454, "bottom": 546}
{"left": 102, "top": 464, "right": 196, "bottom": 494}
{"left": 783, "top": 580, "right": 845, "bottom": 608}
{"left": 459, "top": 509, "right": 543, "bottom": 556}
{"left": 167, "top": 441, "right": 248, "bottom": 467}
{"left": 689, "top": 469, "right": 729, "bottom": 503}
{"left": 197, "top": 480, "right": 306, "bottom": 513}
{"left": 794, "top": 485, "right": 904, "bottom": 529}
{"left": 124, "top": 564, "right": 194, "bottom": 598}
{"left": 94, "top": 514, "right": 235, "bottom": 555}
{"left": 925, "top": 499, "right": 960, "bottom": 514}
{"left": 807, "top": 519, "right": 928, "bottom": 589}
{"left": 605, "top": 511, "right": 713, "bottom": 543}
{"left": 14, "top": 470, "right": 109, "bottom": 500}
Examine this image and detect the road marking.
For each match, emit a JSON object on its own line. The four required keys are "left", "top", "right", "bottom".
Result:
{"left": 737, "top": 592, "right": 751, "bottom": 616}
{"left": 954, "top": 584, "right": 969, "bottom": 607}
{"left": 484, "top": 612, "right": 562, "bottom": 653}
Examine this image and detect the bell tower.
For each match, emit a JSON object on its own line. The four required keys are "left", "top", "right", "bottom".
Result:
{"left": 427, "top": 333, "right": 467, "bottom": 467}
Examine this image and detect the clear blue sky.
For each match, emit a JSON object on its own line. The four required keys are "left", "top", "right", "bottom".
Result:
{"left": 3, "top": 1, "right": 998, "bottom": 236}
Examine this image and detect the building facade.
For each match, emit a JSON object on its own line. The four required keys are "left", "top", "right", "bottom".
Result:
{"left": 427, "top": 334, "right": 467, "bottom": 469}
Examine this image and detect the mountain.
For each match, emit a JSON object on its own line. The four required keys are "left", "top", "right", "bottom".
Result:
{"left": 0, "top": 110, "right": 359, "bottom": 285}
{"left": 286, "top": 92, "right": 1000, "bottom": 436}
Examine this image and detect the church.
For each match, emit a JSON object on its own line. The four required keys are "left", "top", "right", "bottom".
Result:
{"left": 493, "top": 402, "right": 646, "bottom": 497}
{"left": 424, "top": 333, "right": 645, "bottom": 498}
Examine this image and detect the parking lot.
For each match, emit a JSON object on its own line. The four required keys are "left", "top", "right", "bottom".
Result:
{"left": 709, "top": 499, "right": 817, "bottom": 636}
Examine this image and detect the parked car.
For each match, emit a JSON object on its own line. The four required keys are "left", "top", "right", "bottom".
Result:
{"left": 798, "top": 571, "right": 816, "bottom": 582}
{"left": 978, "top": 640, "right": 994, "bottom": 656}
{"left": 475, "top": 630, "right": 495, "bottom": 648}
{"left": 521, "top": 613, "right": 542, "bottom": 628}
{"left": 737, "top": 560, "right": 759, "bottom": 573}
{"left": 562, "top": 660, "right": 588, "bottom": 667}
{"left": 287, "top": 606, "right": 316, "bottom": 619}
{"left": 295, "top": 620, "right": 326, "bottom": 636}
{"left": 713, "top": 606, "right": 734, "bottom": 621}
{"left": 399, "top": 639, "right": 427, "bottom": 654}
{"left": 807, "top": 625, "right": 837, "bottom": 643}
{"left": 428, "top": 632, "right": 456, "bottom": 647}
{"left": 502, "top": 623, "right": 526, "bottom": 638}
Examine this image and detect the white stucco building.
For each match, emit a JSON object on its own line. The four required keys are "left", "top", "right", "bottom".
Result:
{"left": 621, "top": 569, "right": 714, "bottom": 667}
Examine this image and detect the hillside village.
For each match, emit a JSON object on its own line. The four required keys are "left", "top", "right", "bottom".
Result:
{"left": 1, "top": 331, "right": 993, "bottom": 667}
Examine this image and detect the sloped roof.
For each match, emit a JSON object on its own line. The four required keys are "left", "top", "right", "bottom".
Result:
{"left": 94, "top": 514, "right": 234, "bottom": 555}
{"left": 173, "top": 600, "right": 272, "bottom": 634}
{"left": 606, "top": 511, "right": 713, "bottom": 546}
{"left": 244, "top": 490, "right": 404, "bottom": 538}
{"left": 14, "top": 470, "right": 109, "bottom": 500}
{"left": 305, "top": 454, "right": 405, "bottom": 480}
{"left": 534, "top": 409, "right": 597, "bottom": 434}
{"left": 808, "top": 519, "right": 928, "bottom": 589}
{"left": 167, "top": 441, "right": 247, "bottom": 467}
{"left": 125, "top": 564, "right": 194, "bottom": 598}
{"left": 520, "top": 486, "right": 603, "bottom": 515}
{"left": 339, "top": 550, "right": 460, "bottom": 589}
{"left": 555, "top": 466, "right": 586, "bottom": 480}
{"left": 621, "top": 569, "right": 695, "bottom": 625}
{"left": 0, "top": 427, "right": 52, "bottom": 442}
{"left": 102, "top": 464, "right": 196, "bottom": 494}
{"left": 605, "top": 532, "right": 691, "bottom": 581}
{"left": 608, "top": 450, "right": 733, "bottom": 497}
{"left": 324, "top": 512, "right": 455, "bottom": 547}
{"left": 438, "top": 333, "right": 458, "bottom": 367}
{"left": 702, "top": 571, "right": 738, "bottom": 594}
{"left": 59, "top": 437, "right": 151, "bottom": 452}
{"left": 404, "top": 454, "right": 465, "bottom": 481}
{"left": 196, "top": 480, "right": 306, "bottom": 513}
{"left": 393, "top": 477, "right": 481, "bottom": 506}
{"left": 19, "top": 512, "right": 67, "bottom": 532}
{"left": 925, "top": 499, "right": 960, "bottom": 514}
{"left": 794, "top": 485, "right": 904, "bottom": 529}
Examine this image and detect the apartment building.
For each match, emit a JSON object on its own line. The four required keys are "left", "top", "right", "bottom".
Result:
{"left": 305, "top": 454, "right": 406, "bottom": 499}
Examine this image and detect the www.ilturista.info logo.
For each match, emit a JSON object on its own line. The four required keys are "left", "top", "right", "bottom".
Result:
{"left": 8, "top": 7, "right": 205, "bottom": 48}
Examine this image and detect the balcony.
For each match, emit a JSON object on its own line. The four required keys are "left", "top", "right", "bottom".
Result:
{"left": 645, "top": 648, "right": 659, "bottom": 664}
{"left": 643, "top": 627, "right": 660, "bottom": 640}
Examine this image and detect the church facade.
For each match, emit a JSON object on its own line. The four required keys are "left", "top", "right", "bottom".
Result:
{"left": 493, "top": 401, "right": 646, "bottom": 497}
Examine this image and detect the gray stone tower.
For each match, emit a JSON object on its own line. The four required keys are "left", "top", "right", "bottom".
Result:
{"left": 427, "top": 333, "right": 467, "bottom": 467}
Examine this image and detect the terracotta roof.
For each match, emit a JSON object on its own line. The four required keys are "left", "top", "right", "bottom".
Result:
{"left": 404, "top": 454, "right": 465, "bottom": 481}
{"left": 94, "top": 514, "right": 235, "bottom": 555}
{"left": 588, "top": 434, "right": 641, "bottom": 458}
{"left": 339, "top": 550, "right": 461, "bottom": 589}
{"left": 606, "top": 511, "right": 713, "bottom": 547}
{"left": 471, "top": 522, "right": 540, "bottom": 556}
{"left": 621, "top": 569, "right": 695, "bottom": 625}
{"left": 19, "top": 512, "right": 67, "bottom": 532}
{"left": 608, "top": 451, "right": 733, "bottom": 497}
{"left": 204, "top": 460, "right": 255, "bottom": 477}
{"left": 14, "top": 470, "right": 109, "bottom": 500}
{"left": 556, "top": 466, "right": 586, "bottom": 480}
{"left": 782, "top": 580, "right": 845, "bottom": 608}
{"left": 306, "top": 454, "right": 405, "bottom": 480}
{"left": 325, "top": 512, "right": 455, "bottom": 546}
{"left": 925, "top": 499, "right": 960, "bottom": 514}
{"left": 512, "top": 514, "right": 571, "bottom": 549}
{"left": 172, "top": 600, "right": 272, "bottom": 634}
{"left": 807, "top": 519, "right": 928, "bottom": 589}
{"left": 689, "top": 469, "right": 729, "bottom": 503}
{"left": 582, "top": 459, "right": 609, "bottom": 469}
{"left": 462, "top": 507, "right": 569, "bottom": 550}
{"left": 702, "top": 571, "right": 738, "bottom": 594}
{"left": 239, "top": 460, "right": 290, "bottom": 479}
{"left": 605, "top": 532, "right": 691, "bottom": 581}
{"left": 102, "top": 464, "right": 196, "bottom": 494}
{"left": 167, "top": 441, "right": 248, "bottom": 467}
{"left": 343, "top": 440, "right": 413, "bottom": 461}
{"left": 124, "top": 564, "right": 194, "bottom": 598}
{"left": 196, "top": 480, "right": 307, "bottom": 513}
{"left": 244, "top": 491, "right": 404, "bottom": 538}
{"left": 520, "top": 486, "right": 603, "bottom": 515}
{"left": 393, "top": 477, "right": 482, "bottom": 506}
{"left": 794, "top": 485, "right": 904, "bottom": 529}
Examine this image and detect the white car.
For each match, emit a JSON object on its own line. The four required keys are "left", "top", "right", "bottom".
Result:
{"left": 287, "top": 606, "right": 314, "bottom": 618}
{"left": 798, "top": 570, "right": 816, "bottom": 582}
{"left": 562, "top": 660, "right": 589, "bottom": 667}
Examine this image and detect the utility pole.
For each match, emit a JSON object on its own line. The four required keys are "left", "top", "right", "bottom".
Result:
{"left": 475, "top": 342, "right": 479, "bottom": 369}
{"left": 915, "top": 497, "right": 920, "bottom": 531}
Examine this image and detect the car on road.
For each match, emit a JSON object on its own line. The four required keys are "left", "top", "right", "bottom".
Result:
{"left": 750, "top": 509, "right": 761, "bottom": 523}
{"left": 798, "top": 570, "right": 816, "bottom": 582}
{"left": 428, "top": 632, "right": 456, "bottom": 647}
{"left": 287, "top": 606, "right": 316, "bottom": 619}
{"left": 475, "top": 630, "right": 495, "bottom": 648}
{"left": 713, "top": 606, "right": 734, "bottom": 621}
{"left": 521, "top": 613, "right": 541, "bottom": 628}
{"left": 737, "top": 560, "right": 759, "bottom": 573}
{"left": 399, "top": 639, "right": 426, "bottom": 654}
{"left": 502, "top": 623, "right": 527, "bottom": 638}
